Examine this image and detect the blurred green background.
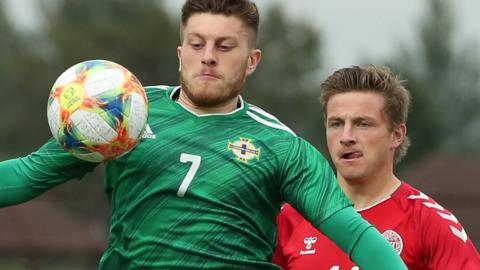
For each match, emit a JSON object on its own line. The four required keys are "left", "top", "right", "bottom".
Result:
{"left": 0, "top": 0, "right": 478, "bottom": 269}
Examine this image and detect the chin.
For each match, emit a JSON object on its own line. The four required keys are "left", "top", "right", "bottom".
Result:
{"left": 181, "top": 75, "right": 244, "bottom": 107}
{"left": 343, "top": 175, "right": 366, "bottom": 183}
{"left": 337, "top": 168, "right": 365, "bottom": 182}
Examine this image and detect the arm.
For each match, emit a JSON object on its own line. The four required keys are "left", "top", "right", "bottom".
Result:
{"left": 279, "top": 139, "right": 405, "bottom": 269}
{"left": 0, "top": 159, "right": 48, "bottom": 205}
{"left": 0, "top": 139, "right": 97, "bottom": 207}
{"left": 318, "top": 207, "right": 407, "bottom": 270}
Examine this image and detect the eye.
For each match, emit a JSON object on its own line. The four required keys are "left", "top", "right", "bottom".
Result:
{"left": 187, "top": 39, "right": 204, "bottom": 50}
{"left": 218, "top": 44, "right": 234, "bottom": 51}
{"left": 191, "top": 43, "right": 203, "bottom": 49}
{"left": 358, "top": 121, "right": 371, "bottom": 128}
{"left": 328, "top": 121, "right": 342, "bottom": 128}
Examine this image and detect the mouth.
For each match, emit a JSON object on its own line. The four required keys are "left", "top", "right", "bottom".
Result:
{"left": 340, "top": 151, "right": 363, "bottom": 160}
{"left": 197, "top": 72, "right": 220, "bottom": 80}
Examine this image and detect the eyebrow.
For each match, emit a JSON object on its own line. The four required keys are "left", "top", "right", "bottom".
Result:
{"left": 327, "top": 116, "right": 343, "bottom": 122}
{"left": 185, "top": 32, "right": 238, "bottom": 42}
{"left": 327, "top": 116, "right": 376, "bottom": 122}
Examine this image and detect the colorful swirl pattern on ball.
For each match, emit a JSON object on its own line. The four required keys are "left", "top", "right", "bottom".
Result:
{"left": 47, "top": 60, "right": 148, "bottom": 162}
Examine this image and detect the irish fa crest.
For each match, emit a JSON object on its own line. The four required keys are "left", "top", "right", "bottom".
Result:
{"left": 228, "top": 137, "right": 260, "bottom": 163}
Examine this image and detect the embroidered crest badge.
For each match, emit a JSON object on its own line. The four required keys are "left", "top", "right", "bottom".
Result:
{"left": 227, "top": 137, "right": 260, "bottom": 163}
{"left": 382, "top": 229, "right": 404, "bottom": 254}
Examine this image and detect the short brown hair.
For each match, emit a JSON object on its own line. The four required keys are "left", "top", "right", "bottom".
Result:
{"left": 320, "top": 65, "right": 411, "bottom": 163}
{"left": 181, "top": 0, "right": 260, "bottom": 46}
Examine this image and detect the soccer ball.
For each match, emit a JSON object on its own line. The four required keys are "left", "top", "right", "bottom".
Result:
{"left": 47, "top": 60, "right": 148, "bottom": 162}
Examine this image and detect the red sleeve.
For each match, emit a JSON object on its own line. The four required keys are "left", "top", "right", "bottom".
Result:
{"left": 273, "top": 204, "right": 301, "bottom": 269}
{"left": 272, "top": 244, "right": 287, "bottom": 269}
{"left": 420, "top": 200, "right": 480, "bottom": 269}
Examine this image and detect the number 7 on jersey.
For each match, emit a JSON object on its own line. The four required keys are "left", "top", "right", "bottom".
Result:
{"left": 177, "top": 153, "right": 202, "bottom": 197}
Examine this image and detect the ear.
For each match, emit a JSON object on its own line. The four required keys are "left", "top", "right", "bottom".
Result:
{"left": 391, "top": 123, "right": 406, "bottom": 149}
{"left": 177, "top": 46, "right": 182, "bottom": 72}
{"left": 246, "top": 48, "right": 262, "bottom": 76}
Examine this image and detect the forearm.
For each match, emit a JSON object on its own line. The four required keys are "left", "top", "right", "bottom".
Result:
{"left": 318, "top": 207, "right": 407, "bottom": 270}
{"left": 0, "top": 141, "right": 97, "bottom": 207}
{"left": 0, "top": 159, "right": 46, "bottom": 206}
{"left": 350, "top": 226, "right": 407, "bottom": 269}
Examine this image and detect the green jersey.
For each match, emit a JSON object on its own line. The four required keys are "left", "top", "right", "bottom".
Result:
{"left": 0, "top": 86, "right": 351, "bottom": 269}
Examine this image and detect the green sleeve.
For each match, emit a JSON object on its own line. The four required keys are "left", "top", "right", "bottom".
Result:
{"left": 351, "top": 226, "right": 408, "bottom": 269}
{"left": 0, "top": 159, "right": 47, "bottom": 206}
{"left": 318, "top": 207, "right": 407, "bottom": 270}
{"left": 0, "top": 139, "right": 98, "bottom": 207}
{"left": 280, "top": 138, "right": 352, "bottom": 226}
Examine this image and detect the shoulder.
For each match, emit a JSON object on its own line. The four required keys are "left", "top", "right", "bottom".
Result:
{"left": 244, "top": 104, "right": 326, "bottom": 167}
{"left": 243, "top": 103, "right": 321, "bottom": 156}
{"left": 397, "top": 182, "right": 480, "bottom": 268}
{"left": 396, "top": 182, "right": 471, "bottom": 244}
{"left": 144, "top": 85, "right": 177, "bottom": 101}
{"left": 244, "top": 103, "right": 296, "bottom": 137}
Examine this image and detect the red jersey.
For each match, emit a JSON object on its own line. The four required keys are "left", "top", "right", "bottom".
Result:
{"left": 273, "top": 182, "right": 480, "bottom": 270}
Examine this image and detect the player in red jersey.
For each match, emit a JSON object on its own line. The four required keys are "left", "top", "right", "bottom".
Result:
{"left": 273, "top": 65, "right": 480, "bottom": 270}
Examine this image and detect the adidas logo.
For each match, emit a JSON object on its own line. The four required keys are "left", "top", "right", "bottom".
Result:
{"left": 142, "top": 124, "right": 156, "bottom": 139}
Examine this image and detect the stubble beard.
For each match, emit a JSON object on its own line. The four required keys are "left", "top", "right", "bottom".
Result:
{"left": 179, "top": 71, "right": 246, "bottom": 108}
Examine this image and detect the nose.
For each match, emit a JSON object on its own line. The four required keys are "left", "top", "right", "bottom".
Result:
{"left": 201, "top": 44, "right": 217, "bottom": 66}
{"left": 340, "top": 123, "right": 356, "bottom": 146}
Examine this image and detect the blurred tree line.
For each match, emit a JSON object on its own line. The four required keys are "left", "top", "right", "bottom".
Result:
{"left": 1, "top": 0, "right": 478, "bottom": 166}
{"left": 0, "top": 0, "right": 479, "bottom": 210}
{"left": 0, "top": 0, "right": 479, "bottom": 266}
{"left": 0, "top": 0, "right": 478, "bottom": 210}
{"left": 388, "top": 0, "right": 480, "bottom": 165}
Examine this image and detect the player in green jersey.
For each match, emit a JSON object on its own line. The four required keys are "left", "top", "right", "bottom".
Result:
{"left": 0, "top": 0, "right": 407, "bottom": 269}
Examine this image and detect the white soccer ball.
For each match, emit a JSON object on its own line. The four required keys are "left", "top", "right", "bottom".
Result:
{"left": 47, "top": 59, "right": 148, "bottom": 162}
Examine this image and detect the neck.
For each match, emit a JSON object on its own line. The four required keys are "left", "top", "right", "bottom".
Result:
{"left": 177, "top": 89, "right": 240, "bottom": 115}
{"left": 338, "top": 172, "right": 401, "bottom": 210}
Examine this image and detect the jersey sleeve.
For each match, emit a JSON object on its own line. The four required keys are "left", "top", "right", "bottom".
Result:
{"left": 0, "top": 138, "right": 98, "bottom": 207}
{"left": 277, "top": 139, "right": 406, "bottom": 269}
{"left": 320, "top": 207, "right": 407, "bottom": 269}
{"left": 272, "top": 204, "right": 299, "bottom": 268}
{"left": 279, "top": 137, "right": 352, "bottom": 226}
{"left": 420, "top": 203, "right": 480, "bottom": 269}
{"left": 272, "top": 238, "right": 288, "bottom": 269}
